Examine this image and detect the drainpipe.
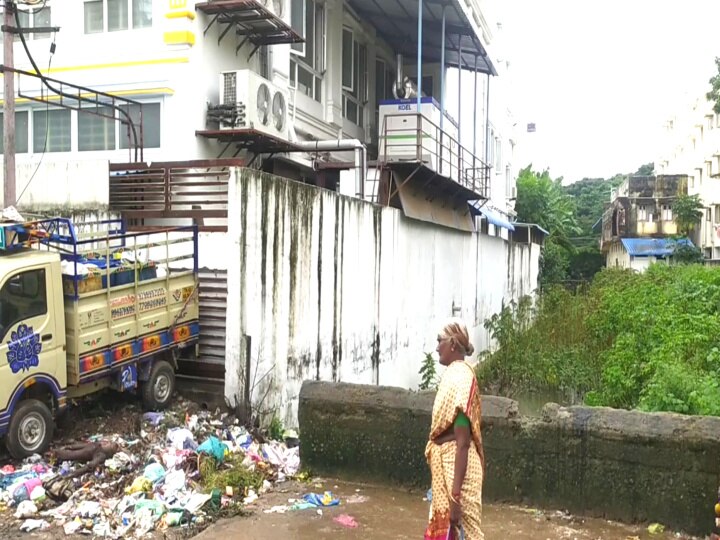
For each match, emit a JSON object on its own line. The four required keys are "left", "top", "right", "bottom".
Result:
{"left": 295, "top": 139, "right": 367, "bottom": 199}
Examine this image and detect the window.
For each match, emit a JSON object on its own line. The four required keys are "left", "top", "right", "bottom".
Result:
{"left": 494, "top": 137, "right": 502, "bottom": 172}
{"left": 342, "top": 29, "right": 354, "bottom": 90}
{"left": 33, "top": 109, "right": 71, "bottom": 153}
{"left": 119, "top": 103, "right": 161, "bottom": 149}
{"left": 258, "top": 46, "right": 270, "bottom": 80}
{"left": 343, "top": 30, "right": 367, "bottom": 126}
{"left": 0, "top": 269, "right": 47, "bottom": 342}
{"left": 715, "top": 205, "right": 720, "bottom": 224}
{"left": 708, "top": 208, "right": 713, "bottom": 223}
{"left": 0, "top": 111, "right": 29, "bottom": 154}
{"left": 289, "top": 0, "right": 324, "bottom": 103}
{"left": 84, "top": 0, "right": 151, "bottom": 34}
{"left": 15, "top": 5, "right": 52, "bottom": 41}
{"left": 79, "top": 106, "right": 116, "bottom": 151}
{"left": 662, "top": 204, "right": 673, "bottom": 221}
{"left": 637, "top": 205, "right": 647, "bottom": 222}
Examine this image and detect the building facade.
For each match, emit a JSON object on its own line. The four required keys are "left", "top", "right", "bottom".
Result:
{"left": 0, "top": 1, "right": 541, "bottom": 422}
{"left": 0, "top": 0, "right": 518, "bottom": 224}
{"left": 657, "top": 94, "right": 720, "bottom": 260}
{"left": 600, "top": 174, "right": 690, "bottom": 270}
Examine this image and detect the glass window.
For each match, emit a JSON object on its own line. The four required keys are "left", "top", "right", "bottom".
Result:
{"left": 375, "top": 60, "right": 386, "bottom": 105}
{"left": 132, "top": 0, "right": 152, "bottom": 28}
{"left": 119, "top": 103, "right": 160, "bottom": 149}
{"left": 34, "top": 7, "right": 52, "bottom": 39}
{"left": 108, "top": 0, "right": 129, "bottom": 31}
{"left": 0, "top": 269, "right": 47, "bottom": 342}
{"left": 33, "top": 109, "right": 71, "bottom": 153}
{"left": 0, "top": 111, "right": 30, "bottom": 154}
{"left": 289, "top": 0, "right": 323, "bottom": 103}
{"left": 342, "top": 29, "right": 353, "bottom": 90}
{"left": 291, "top": 0, "right": 305, "bottom": 53}
{"left": 84, "top": 1, "right": 104, "bottom": 34}
{"left": 78, "top": 106, "right": 116, "bottom": 151}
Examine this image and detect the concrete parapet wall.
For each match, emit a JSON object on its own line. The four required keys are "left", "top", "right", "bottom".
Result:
{"left": 299, "top": 381, "right": 720, "bottom": 535}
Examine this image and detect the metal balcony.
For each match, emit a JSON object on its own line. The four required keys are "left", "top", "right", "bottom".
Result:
{"left": 379, "top": 112, "right": 491, "bottom": 201}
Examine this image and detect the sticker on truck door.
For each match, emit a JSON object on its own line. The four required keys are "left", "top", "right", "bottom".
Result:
{"left": 7, "top": 324, "right": 42, "bottom": 374}
{"left": 119, "top": 364, "right": 137, "bottom": 391}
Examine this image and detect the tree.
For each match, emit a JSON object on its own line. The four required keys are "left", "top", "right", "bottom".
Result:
{"left": 673, "top": 194, "right": 703, "bottom": 236}
{"left": 515, "top": 166, "right": 580, "bottom": 285}
{"left": 707, "top": 56, "right": 720, "bottom": 114}
{"left": 515, "top": 166, "right": 580, "bottom": 251}
{"left": 564, "top": 175, "right": 626, "bottom": 243}
{"left": 634, "top": 163, "right": 654, "bottom": 176}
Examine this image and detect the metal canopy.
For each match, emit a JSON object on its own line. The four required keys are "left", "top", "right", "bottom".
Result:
{"left": 196, "top": 129, "right": 302, "bottom": 154}
{"left": 346, "top": 0, "right": 496, "bottom": 74}
{"left": 197, "top": 0, "right": 304, "bottom": 47}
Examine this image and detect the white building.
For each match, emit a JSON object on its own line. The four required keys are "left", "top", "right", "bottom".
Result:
{"left": 0, "top": 0, "right": 540, "bottom": 423}
{"left": 657, "top": 94, "right": 720, "bottom": 260}
{"left": 0, "top": 0, "right": 516, "bottom": 217}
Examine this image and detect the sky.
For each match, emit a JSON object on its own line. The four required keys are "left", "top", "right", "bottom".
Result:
{"left": 498, "top": 0, "right": 720, "bottom": 184}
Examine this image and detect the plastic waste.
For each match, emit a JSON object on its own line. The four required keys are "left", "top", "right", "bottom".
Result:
{"left": 29, "top": 486, "right": 46, "bottom": 503}
{"left": 167, "top": 428, "right": 197, "bottom": 450}
{"left": 197, "top": 436, "right": 229, "bottom": 462}
{"left": 134, "top": 498, "right": 166, "bottom": 518}
{"left": 76, "top": 500, "right": 102, "bottom": 518}
{"left": 142, "top": 412, "right": 165, "bottom": 426}
{"left": 125, "top": 476, "right": 153, "bottom": 494}
{"left": 12, "top": 477, "right": 42, "bottom": 503}
{"left": 334, "top": 514, "right": 359, "bottom": 528}
{"left": 14, "top": 500, "right": 38, "bottom": 518}
{"left": 302, "top": 491, "right": 340, "bottom": 507}
{"left": 19, "top": 518, "right": 49, "bottom": 532}
{"left": 144, "top": 462, "right": 166, "bottom": 483}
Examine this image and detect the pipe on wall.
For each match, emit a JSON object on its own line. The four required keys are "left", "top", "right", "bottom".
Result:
{"left": 295, "top": 139, "right": 368, "bottom": 199}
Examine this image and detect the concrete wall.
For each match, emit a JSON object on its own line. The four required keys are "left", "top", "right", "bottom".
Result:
{"left": 299, "top": 381, "right": 720, "bottom": 536}
{"left": 225, "top": 168, "right": 540, "bottom": 425}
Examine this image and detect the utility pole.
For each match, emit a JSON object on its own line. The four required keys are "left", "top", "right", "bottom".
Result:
{"left": 3, "top": 0, "right": 16, "bottom": 208}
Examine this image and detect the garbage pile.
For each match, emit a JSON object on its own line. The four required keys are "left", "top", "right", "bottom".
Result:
{"left": 0, "top": 398, "right": 301, "bottom": 538}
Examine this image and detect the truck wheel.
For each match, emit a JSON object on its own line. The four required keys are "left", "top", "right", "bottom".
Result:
{"left": 6, "top": 400, "right": 54, "bottom": 459}
{"left": 142, "top": 360, "right": 175, "bottom": 410}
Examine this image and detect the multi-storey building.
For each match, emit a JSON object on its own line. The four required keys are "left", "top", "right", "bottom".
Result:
{"left": 600, "top": 174, "right": 691, "bottom": 271}
{"left": 657, "top": 94, "right": 720, "bottom": 260}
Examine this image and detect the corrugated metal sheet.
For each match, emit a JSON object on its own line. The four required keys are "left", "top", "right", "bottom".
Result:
{"left": 198, "top": 269, "right": 228, "bottom": 364}
{"left": 621, "top": 237, "right": 694, "bottom": 257}
{"left": 396, "top": 174, "right": 475, "bottom": 232}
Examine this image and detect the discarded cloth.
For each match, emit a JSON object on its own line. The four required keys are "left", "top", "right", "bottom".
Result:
{"left": 302, "top": 492, "right": 340, "bottom": 508}
{"left": 334, "top": 514, "right": 359, "bottom": 528}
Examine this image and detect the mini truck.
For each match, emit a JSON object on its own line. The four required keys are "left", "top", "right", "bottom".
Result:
{"left": 0, "top": 218, "right": 200, "bottom": 458}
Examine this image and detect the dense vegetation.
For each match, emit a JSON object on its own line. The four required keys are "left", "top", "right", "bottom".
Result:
{"left": 477, "top": 265, "right": 720, "bottom": 416}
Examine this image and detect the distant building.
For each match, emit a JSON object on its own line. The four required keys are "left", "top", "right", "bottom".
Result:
{"left": 601, "top": 174, "right": 691, "bottom": 271}
{"left": 657, "top": 95, "right": 720, "bottom": 260}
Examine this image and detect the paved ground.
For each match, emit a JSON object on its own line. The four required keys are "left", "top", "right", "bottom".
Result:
{"left": 193, "top": 480, "right": 699, "bottom": 540}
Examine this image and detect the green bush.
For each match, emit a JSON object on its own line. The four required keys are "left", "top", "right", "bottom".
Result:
{"left": 477, "top": 264, "right": 720, "bottom": 416}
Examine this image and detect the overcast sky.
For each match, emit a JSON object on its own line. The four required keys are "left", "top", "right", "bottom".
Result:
{"left": 498, "top": 0, "right": 720, "bottom": 184}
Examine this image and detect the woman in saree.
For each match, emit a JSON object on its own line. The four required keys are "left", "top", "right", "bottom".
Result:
{"left": 424, "top": 320, "right": 485, "bottom": 540}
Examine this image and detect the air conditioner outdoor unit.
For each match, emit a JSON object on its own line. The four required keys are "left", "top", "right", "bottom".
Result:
{"left": 256, "top": 0, "right": 285, "bottom": 18}
{"left": 218, "top": 70, "right": 289, "bottom": 140}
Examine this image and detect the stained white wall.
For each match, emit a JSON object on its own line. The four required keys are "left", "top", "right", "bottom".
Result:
{"left": 225, "top": 168, "right": 540, "bottom": 426}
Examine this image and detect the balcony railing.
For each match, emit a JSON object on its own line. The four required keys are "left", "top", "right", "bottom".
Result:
{"left": 109, "top": 159, "right": 244, "bottom": 231}
{"left": 379, "top": 112, "right": 491, "bottom": 199}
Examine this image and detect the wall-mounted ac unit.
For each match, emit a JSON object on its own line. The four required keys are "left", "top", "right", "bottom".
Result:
{"left": 218, "top": 70, "right": 289, "bottom": 140}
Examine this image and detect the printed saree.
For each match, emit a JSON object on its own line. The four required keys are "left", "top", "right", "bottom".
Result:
{"left": 424, "top": 361, "right": 484, "bottom": 540}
